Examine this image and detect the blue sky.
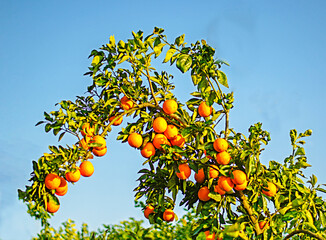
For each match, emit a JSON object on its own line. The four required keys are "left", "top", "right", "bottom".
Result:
{"left": 1, "top": 1, "right": 326, "bottom": 239}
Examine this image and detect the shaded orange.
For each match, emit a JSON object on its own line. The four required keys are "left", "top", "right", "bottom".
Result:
{"left": 92, "top": 146, "right": 107, "bottom": 157}
{"left": 213, "top": 138, "right": 228, "bottom": 152}
{"left": 141, "top": 142, "right": 156, "bottom": 158}
{"left": 231, "top": 170, "right": 247, "bottom": 185}
{"left": 176, "top": 163, "right": 191, "bottom": 180}
{"left": 65, "top": 169, "right": 81, "bottom": 183}
{"left": 216, "top": 151, "right": 231, "bottom": 165}
{"left": 204, "top": 231, "right": 216, "bottom": 240}
{"left": 153, "top": 134, "right": 170, "bottom": 150}
{"left": 91, "top": 135, "right": 106, "bottom": 149}
{"left": 259, "top": 220, "right": 269, "bottom": 229}
{"left": 81, "top": 123, "right": 94, "bottom": 137}
{"left": 234, "top": 180, "right": 248, "bottom": 191}
{"left": 209, "top": 165, "right": 219, "bottom": 179}
{"left": 163, "top": 99, "right": 178, "bottom": 115}
{"left": 262, "top": 182, "right": 277, "bottom": 197}
{"left": 128, "top": 132, "right": 143, "bottom": 148}
{"left": 218, "top": 176, "right": 234, "bottom": 192}
{"left": 144, "top": 205, "right": 154, "bottom": 219}
{"left": 153, "top": 117, "right": 167, "bottom": 133}
{"left": 170, "top": 134, "right": 185, "bottom": 148}
{"left": 198, "top": 102, "right": 212, "bottom": 117}
{"left": 109, "top": 115, "right": 123, "bottom": 126}
{"left": 121, "top": 96, "right": 134, "bottom": 110}
{"left": 55, "top": 177, "right": 68, "bottom": 196}
{"left": 195, "top": 169, "right": 205, "bottom": 184}
{"left": 163, "top": 209, "right": 175, "bottom": 222}
{"left": 80, "top": 161, "right": 94, "bottom": 177}
{"left": 214, "top": 184, "right": 226, "bottom": 195}
{"left": 46, "top": 197, "right": 60, "bottom": 213}
{"left": 164, "top": 125, "right": 178, "bottom": 140}
{"left": 45, "top": 173, "right": 61, "bottom": 190}
{"left": 198, "top": 186, "right": 211, "bottom": 201}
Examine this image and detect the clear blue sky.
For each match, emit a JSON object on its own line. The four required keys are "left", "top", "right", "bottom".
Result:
{"left": 1, "top": 0, "right": 326, "bottom": 239}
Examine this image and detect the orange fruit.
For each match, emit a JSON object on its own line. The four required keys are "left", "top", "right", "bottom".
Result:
{"left": 216, "top": 151, "right": 231, "bottom": 165}
{"left": 231, "top": 170, "right": 247, "bottom": 185}
{"left": 81, "top": 123, "right": 94, "bottom": 137}
{"left": 163, "top": 209, "right": 175, "bottom": 222}
{"left": 141, "top": 142, "right": 156, "bottom": 158}
{"left": 128, "top": 132, "right": 143, "bottom": 148}
{"left": 109, "top": 115, "right": 123, "bottom": 126}
{"left": 45, "top": 173, "right": 61, "bottom": 190}
{"left": 153, "top": 134, "right": 170, "bottom": 150}
{"left": 198, "top": 186, "right": 211, "bottom": 201}
{"left": 164, "top": 125, "right": 178, "bottom": 140}
{"left": 218, "top": 176, "right": 234, "bottom": 192}
{"left": 79, "top": 137, "right": 90, "bottom": 150}
{"left": 195, "top": 169, "right": 205, "bottom": 183}
{"left": 92, "top": 146, "right": 107, "bottom": 157}
{"left": 204, "top": 231, "right": 216, "bottom": 240}
{"left": 121, "top": 95, "right": 134, "bottom": 110}
{"left": 46, "top": 197, "right": 60, "bottom": 213}
{"left": 144, "top": 205, "right": 154, "bottom": 219}
{"left": 213, "top": 138, "right": 228, "bottom": 152}
{"left": 262, "top": 182, "right": 277, "bottom": 197}
{"left": 176, "top": 163, "right": 191, "bottom": 180}
{"left": 153, "top": 117, "right": 167, "bottom": 133}
{"left": 234, "top": 180, "right": 248, "bottom": 191}
{"left": 170, "top": 134, "right": 185, "bottom": 148}
{"left": 79, "top": 161, "right": 94, "bottom": 177}
{"left": 208, "top": 165, "right": 219, "bottom": 179}
{"left": 259, "top": 220, "right": 269, "bottom": 229}
{"left": 91, "top": 135, "right": 106, "bottom": 149}
{"left": 163, "top": 99, "right": 178, "bottom": 115}
{"left": 214, "top": 184, "right": 226, "bottom": 195}
{"left": 65, "top": 169, "right": 81, "bottom": 183}
{"left": 55, "top": 177, "right": 68, "bottom": 196}
{"left": 198, "top": 102, "right": 212, "bottom": 117}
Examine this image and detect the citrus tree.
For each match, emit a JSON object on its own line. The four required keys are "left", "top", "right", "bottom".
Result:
{"left": 18, "top": 27, "right": 326, "bottom": 240}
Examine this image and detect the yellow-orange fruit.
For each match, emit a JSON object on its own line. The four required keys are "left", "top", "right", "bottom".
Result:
{"left": 81, "top": 123, "right": 94, "bottom": 137}
{"left": 121, "top": 96, "right": 134, "bottom": 110}
{"left": 204, "top": 231, "right": 216, "bottom": 240}
{"left": 176, "top": 163, "right": 191, "bottom": 180}
{"left": 198, "top": 186, "right": 211, "bottom": 201}
{"left": 164, "top": 125, "right": 178, "bottom": 140}
{"left": 46, "top": 198, "right": 60, "bottom": 213}
{"left": 262, "top": 182, "right": 277, "bottom": 197}
{"left": 92, "top": 146, "right": 107, "bottom": 157}
{"left": 234, "top": 180, "right": 248, "bottom": 191}
{"left": 198, "top": 102, "right": 212, "bottom": 117}
{"left": 153, "top": 134, "right": 170, "bottom": 150}
{"left": 153, "top": 117, "right": 168, "bottom": 133}
{"left": 91, "top": 135, "right": 106, "bottom": 149}
{"left": 128, "top": 132, "right": 143, "bottom": 148}
{"left": 79, "top": 138, "right": 89, "bottom": 150}
{"left": 231, "top": 170, "right": 247, "bottom": 185}
{"left": 218, "top": 176, "right": 234, "bottom": 192}
{"left": 55, "top": 177, "right": 68, "bottom": 196}
{"left": 170, "top": 134, "right": 185, "bottom": 148}
{"left": 195, "top": 169, "right": 205, "bottom": 184}
{"left": 109, "top": 116, "right": 123, "bottom": 126}
{"left": 213, "top": 138, "right": 228, "bottom": 152}
{"left": 216, "top": 151, "right": 231, "bottom": 165}
{"left": 45, "top": 173, "right": 61, "bottom": 190}
{"left": 163, "top": 209, "right": 175, "bottom": 222}
{"left": 163, "top": 99, "right": 178, "bottom": 115}
{"left": 208, "top": 165, "right": 219, "bottom": 179}
{"left": 79, "top": 161, "right": 94, "bottom": 177}
{"left": 65, "top": 169, "right": 81, "bottom": 183}
{"left": 259, "top": 220, "right": 269, "bottom": 229}
{"left": 141, "top": 142, "right": 156, "bottom": 158}
{"left": 144, "top": 205, "right": 154, "bottom": 219}
{"left": 214, "top": 184, "right": 226, "bottom": 195}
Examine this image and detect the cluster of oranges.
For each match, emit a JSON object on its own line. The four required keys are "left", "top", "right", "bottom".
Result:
{"left": 79, "top": 123, "right": 107, "bottom": 157}
{"left": 143, "top": 205, "right": 175, "bottom": 223}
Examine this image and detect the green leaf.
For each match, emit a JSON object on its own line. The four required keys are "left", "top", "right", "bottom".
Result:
{"left": 176, "top": 54, "right": 192, "bottom": 73}
{"left": 316, "top": 187, "right": 326, "bottom": 194}
{"left": 290, "top": 129, "right": 297, "bottom": 144}
{"left": 35, "top": 121, "right": 45, "bottom": 126}
{"left": 295, "top": 147, "right": 305, "bottom": 156}
{"left": 217, "top": 71, "right": 228, "bottom": 88}
{"left": 175, "top": 34, "right": 185, "bottom": 46}
{"left": 163, "top": 48, "right": 176, "bottom": 63}
{"left": 154, "top": 43, "right": 165, "bottom": 58}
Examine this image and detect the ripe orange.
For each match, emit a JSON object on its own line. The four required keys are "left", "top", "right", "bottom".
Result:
{"left": 163, "top": 209, "right": 175, "bottom": 222}
{"left": 45, "top": 173, "right": 61, "bottom": 190}
{"left": 216, "top": 151, "right": 231, "bottom": 165}
{"left": 55, "top": 177, "right": 68, "bottom": 196}
{"left": 153, "top": 117, "right": 168, "bottom": 133}
{"left": 121, "top": 95, "right": 134, "bottom": 110}
{"left": 128, "top": 132, "right": 143, "bottom": 148}
{"left": 92, "top": 146, "right": 107, "bottom": 157}
{"left": 218, "top": 176, "right": 234, "bottom": 192}
{"left": 170, "top": 134, "right": 185, "bottom": 148}
{"left": 153, "top": 134, "right": 170, "bottom": 150}
{"left": 213, "top": 138, "right": 228, "bottom": 152}
{"left": 65, "top": 169, "right": 81, "bottom": 183}
{"left": 231, "top": 170, "right": 247, "bottom": 185}
{"left": 144, "top": 205, "right": 154, "bottom": 219}
{"left": 176, "top": 163, "right": 191, "bottom": 180}
{"left": 141, "top": 142, "right": 156, "bottom": 158}
{"left": 214, "top": 184, "right": 226, "bottom": 195}
{"left": 46, "top": 197, "right": 60, "bottom": 213}
{"left": 198, "top": 102, "right": 212, "bottom": 117}
{"left": 234, "top": 180, "right": 248, "bottom": 191}
{"left": 204, "top": 231, "right": 216, "bottom": 240}
{"left": 198, "top": 186, "right": 211, "bottom": 201}
{"left": 209, "top": 165, "right": 219, "bottom": 179}
{"left": 81, "top": 123, "right": 94, "bottom": 137}
{"left": 259, "top": 220, "right": 269, "bottom": 229}
{"left": 163, "top": 99, "right": 178, "bottom": 115}
{"left": 164, "top": 125, "right": 178, "bottom": 140}
{"left": 262, "top": 182, "right": 277, "bottom": 197}
{"left": 109, "top": 115, "right": 123, "bottom": 126}
{"left": 79, "top": 161, "right": 94, "bottom": 177}
{"left": 91, "top": 135, "right": 106, "bottom": 149}
{"left": 195, "top": 168, "right": 205, "bottom": 184}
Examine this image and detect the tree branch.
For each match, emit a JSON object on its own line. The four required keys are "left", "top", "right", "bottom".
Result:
{"left": 284, "top": 229, "right": 325, "bottom": 240}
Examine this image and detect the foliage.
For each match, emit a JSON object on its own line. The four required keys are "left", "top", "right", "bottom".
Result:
{"left": 19, "top": 27, "right": 326, "bottom": 239}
